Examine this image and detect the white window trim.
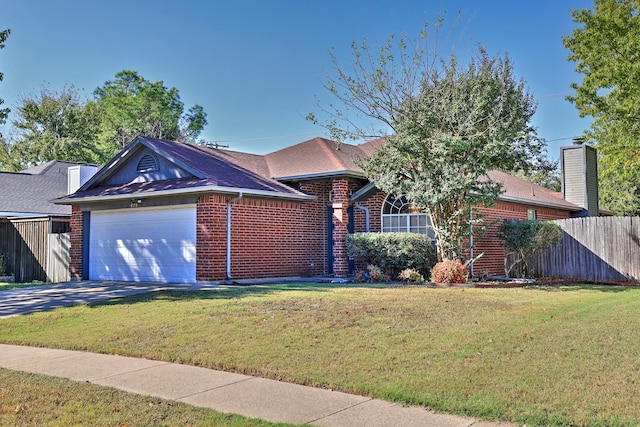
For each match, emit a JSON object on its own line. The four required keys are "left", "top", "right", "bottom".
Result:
{"left": 381, "top": 195, "right": 435, "bottom": 239}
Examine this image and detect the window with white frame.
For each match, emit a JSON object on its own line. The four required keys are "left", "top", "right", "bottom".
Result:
{"left": 381, "top": 195, "right": 435, "bottom": 239}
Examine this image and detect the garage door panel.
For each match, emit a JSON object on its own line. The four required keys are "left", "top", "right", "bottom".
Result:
{"left": 89, "top": 206, "right": 196, "bottom": 283}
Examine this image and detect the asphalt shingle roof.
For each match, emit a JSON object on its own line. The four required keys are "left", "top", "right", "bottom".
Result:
{"left": 0, "top": 160, "right": 83, "bottom": 216}
{"left": 56, "top": 136, "right": 582, "bottom": 212}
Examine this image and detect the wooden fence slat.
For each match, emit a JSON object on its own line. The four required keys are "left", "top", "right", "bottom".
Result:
{"left": 0, "top": 219, "right": 70, "bottom": 283}
{"left": 531, "top": 216, "right": 640, "bottom": 282}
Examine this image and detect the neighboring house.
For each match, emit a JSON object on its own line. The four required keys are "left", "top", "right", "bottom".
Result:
{"left": 55, "top": 136, "right": 600, "bottom": 284}
{"left": 0, "top": 160, "right": 97, "bottom": 282}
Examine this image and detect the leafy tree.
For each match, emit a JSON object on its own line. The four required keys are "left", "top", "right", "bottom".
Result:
{"left": 6, "top": 86, "right": 101, "bottom": 169}
{"left": 312, "top": 21, "right": 543, "bottom": 261}
{"left": 563, "top": 0, "right": 640, "bottom": 214}
{"left": 0, "top": 28, "right": 10, "bottom": 130}
{"left": 0, "top": 28, "right": 11, "bottom": 169}
{"left": 94, "top": 70, "right": 207, "bottom": 161}
{"left": 0, "top": 70, "right": 209, "bottom": 169}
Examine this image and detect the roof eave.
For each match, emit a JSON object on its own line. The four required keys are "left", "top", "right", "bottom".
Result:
{"left": 497, "top": 194, "right": 582, "bottom": 211}
{"left": 0, "top": 211, "right": 67, "bottom": 219}
{"left": 76, "top": 137, "right": 206, "bottom": 192}
{"left": 55, "top": 185, "right": 316, "bottom": 205}
{"left": 274, "top": 170, "right": 366, "bottom": 182}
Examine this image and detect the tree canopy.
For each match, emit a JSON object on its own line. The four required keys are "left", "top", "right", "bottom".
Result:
{"left": 94, "top": 70, "right": 207, "bottom": 159}
{"left": 7, "top": 86, "right": 101, "bottom": 168}
{"left": 0, "top": 28, "right": 10, "bottom": 128}
{"left": 0, "top": 28, "right": 11, "bottom": 168}
{"left": 563, "top": 0, "right": 640, "bottom": 215}
{"left": 312, "top": 21, "right": 543, "bottom": 261}
{"left": 0, "top": 70, "right": 208, "bottom": 169}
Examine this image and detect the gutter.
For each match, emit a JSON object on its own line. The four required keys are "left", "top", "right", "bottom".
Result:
{"left": 496, "top": 194, "right": 582, "bottom": 211}
{"left": 273, "top": 170, "right": 366, "bottom": 182}
{"left": 469, "top": 206, "right": 475, "bottom": 278}
{"left": 53, "top": 185, "right": 315, "bottom": 205}
{"left": 355, "top": 203, "right": 370, "bottom": 232}
{"left": 226, "top": 192, "right": 244, "bottom": 280}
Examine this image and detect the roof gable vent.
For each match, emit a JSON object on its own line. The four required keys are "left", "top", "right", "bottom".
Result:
{"left": 137, "top": 154, "right": 158, "bottom": 173}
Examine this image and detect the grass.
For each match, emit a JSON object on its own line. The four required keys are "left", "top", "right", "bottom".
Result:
{"left": 0, "top": 282, "right": 50, "bottom": 290}
{"left": 0, "top": 368, "right": 291, "bottom": 426}
{"left": 1, "top": 282, "right": 640, "bottom": 426}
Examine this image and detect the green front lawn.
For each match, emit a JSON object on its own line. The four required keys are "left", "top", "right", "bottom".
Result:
{"left": 1, "top": 283, "right": 639, "bottom": 426}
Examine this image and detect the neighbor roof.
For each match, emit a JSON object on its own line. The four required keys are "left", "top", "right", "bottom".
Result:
{"left": 0, "top": 160, "right": 85, "bottom": 217}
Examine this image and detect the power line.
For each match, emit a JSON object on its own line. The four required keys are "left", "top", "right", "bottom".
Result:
{"left": 211, "top": 132, "right": 321, "bottom": 144}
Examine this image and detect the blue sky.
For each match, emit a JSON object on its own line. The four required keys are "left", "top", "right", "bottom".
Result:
{"left": 2, "top": 0, "right": 592, "bottom": 160}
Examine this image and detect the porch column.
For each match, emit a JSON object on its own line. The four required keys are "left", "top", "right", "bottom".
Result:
{"left": 331, "top": 179, "right": 350, "bottom": 278}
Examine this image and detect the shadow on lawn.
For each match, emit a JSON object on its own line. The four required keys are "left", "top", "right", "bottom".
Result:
{"left": 527, "top": 282, "right": 640, "bottom": 293}
{"left": 87, "top": 281, "right": 400, "bottom": 308}
{"left": 87, "top": 280, "right": 640, "bottom": 310}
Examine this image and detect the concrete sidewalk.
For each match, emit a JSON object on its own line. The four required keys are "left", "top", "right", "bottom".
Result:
{"left": 0, "top": 344, "right": 515, "bottom": 426}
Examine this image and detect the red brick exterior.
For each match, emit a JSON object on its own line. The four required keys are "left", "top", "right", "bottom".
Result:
{"left": 353, "top": 191, "right": 385, "bottom": 233}
{"left": 68, "top": 182, "right": 573, "bottom": 282}
{"left": 195, "top": 180, "right": 332, "bottom": 281}
{"left": 196, "top": 194, "right": 228, "bottom": 280}
{"left": 350, "top": 190, "right": 573, "bottom": 277}
{"left": 69, "top": 206, "right": 84, "bottom": 280}
{"left": 331, "top": 179, "right": 350, "bottom": 278}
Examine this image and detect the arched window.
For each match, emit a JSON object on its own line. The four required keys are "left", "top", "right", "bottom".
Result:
{"left": 137, "top": 154, "right": 159, "bottom": 173}
{"left": 381, "top": 195, "right": 435, "bottom": 239}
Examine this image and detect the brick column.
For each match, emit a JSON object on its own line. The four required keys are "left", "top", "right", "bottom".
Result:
{"left": 331, "top": 179, "right": 350, "bottom": 278}
{"left": 196, "top": 195, "right": 227, "bottom": 282}
{"left": 69, "top": 205, "right": 84, "bottom": 280}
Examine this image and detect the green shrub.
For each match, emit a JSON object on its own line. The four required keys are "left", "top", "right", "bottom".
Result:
{"left": 346, "top": 232, "right": 436, "bottom": 278}
{"left": 431, "top": 260, "right": 468, "bottom": 284}
{"left": 497, "top": 219, "right": 563, "bottom": 277}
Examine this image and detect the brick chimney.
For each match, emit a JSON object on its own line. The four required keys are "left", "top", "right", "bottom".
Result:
{"left": 560, "top": 139, "right": 599, "bottom": 216}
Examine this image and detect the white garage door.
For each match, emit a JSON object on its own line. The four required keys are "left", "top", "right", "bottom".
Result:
{"left": 89, "top": 205, "right": 196, "bottom": 283}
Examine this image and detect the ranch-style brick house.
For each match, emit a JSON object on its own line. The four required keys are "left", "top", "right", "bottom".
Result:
{"left": 55, "top": 136, "right": 600, "bottom": 283}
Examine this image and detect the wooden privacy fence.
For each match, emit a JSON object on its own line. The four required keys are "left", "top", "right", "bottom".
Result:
{"left": 0, "top": 218, "right": 70, "bottom": 283}
{"left": 530, "top": 216, "right": 640, "bottom": 282}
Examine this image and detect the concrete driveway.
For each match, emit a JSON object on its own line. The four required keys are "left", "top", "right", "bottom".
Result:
{"left": 0, "top": 281, "right": 220, "bottom": 318}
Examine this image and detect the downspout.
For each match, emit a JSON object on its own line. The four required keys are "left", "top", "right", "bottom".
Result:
{"left": 226, "top": 192, "right": 244, "bottom": 280}
{"left": 469, "top": 205, "right": 475, "bottom": 278}
{"left": 355, "top": 203, "right": 370, "bottom": 232}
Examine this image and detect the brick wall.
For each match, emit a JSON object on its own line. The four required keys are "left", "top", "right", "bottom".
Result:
{"left": 69, "top": 206, "right": 83, "bottom": 280}
{"left": 349, "top": 190, "right": 574, "bottom": 277}
{"left": 471, "top": 202, "right": 571, "bottom": 276}
{"left": 196, "top": 181, "right": 331, "bottom": 281}
{"left": 331, "top": 179, "right": 350, "bottom": 278}
{"left": 353, "top": 191, "right": 385, "bottom": 233}
{"left": 196, "top": 194, "right": 228, "bottom": 281}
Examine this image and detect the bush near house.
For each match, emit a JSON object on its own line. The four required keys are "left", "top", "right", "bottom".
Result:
{"left": 431, "top": 259, "right": 468, "bottom": 284}
{"left": 497, "top": 219, "right": 563, "bottom": 278}
{"left": 346, "top": 232, "right": 436, "bottom": 279}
